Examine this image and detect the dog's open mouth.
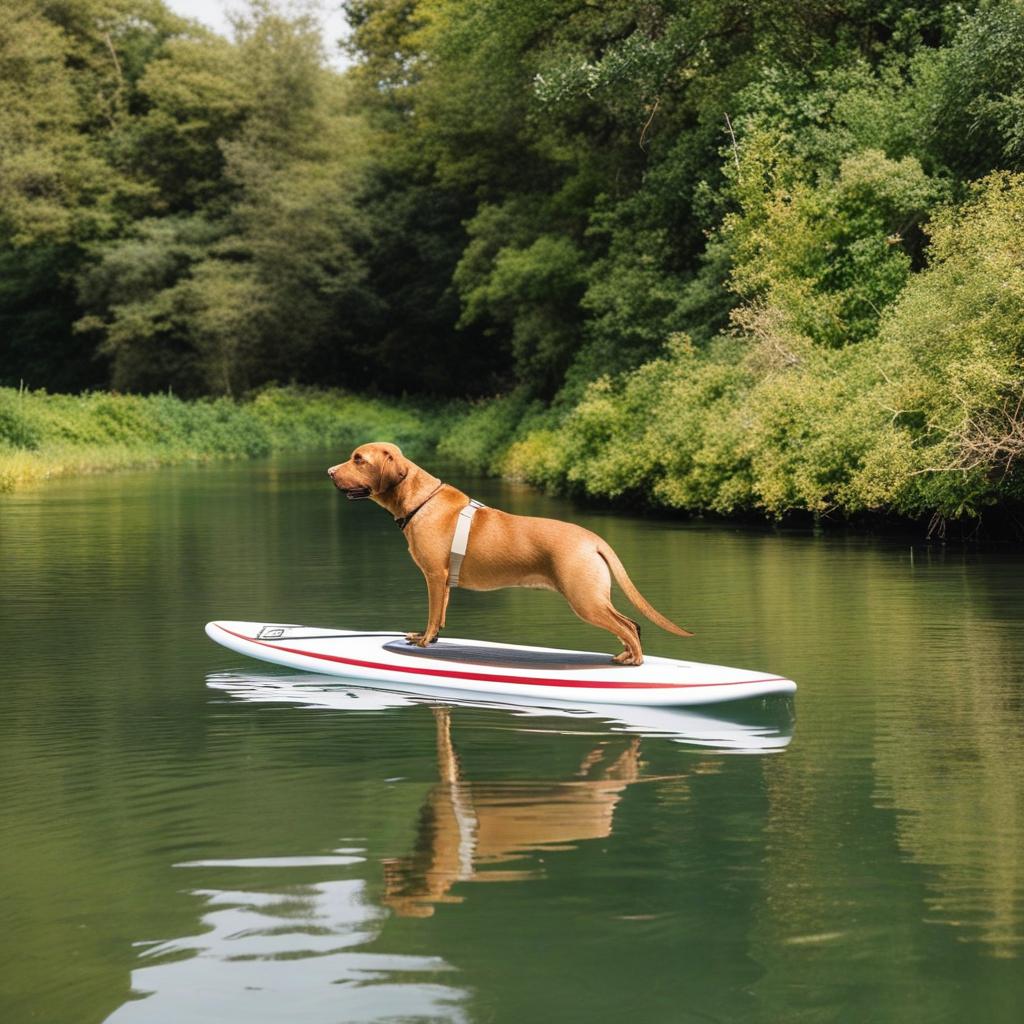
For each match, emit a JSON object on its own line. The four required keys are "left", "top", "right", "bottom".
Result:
{"left": 343, "top": 486, "right": 373, "bottom": 500}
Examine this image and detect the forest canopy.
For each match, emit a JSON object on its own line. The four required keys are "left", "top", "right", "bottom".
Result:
{"left": 3, "top": 0, "right": 1024, "bottom": 523}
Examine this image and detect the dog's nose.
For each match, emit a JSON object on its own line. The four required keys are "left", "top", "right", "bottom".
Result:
{"left": 327, "top": 466, "right": 336, "bottom": 478}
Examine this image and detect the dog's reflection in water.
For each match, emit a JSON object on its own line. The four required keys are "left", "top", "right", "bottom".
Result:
{"left": 382, "top": 708, "right": 645, "bottom": 917}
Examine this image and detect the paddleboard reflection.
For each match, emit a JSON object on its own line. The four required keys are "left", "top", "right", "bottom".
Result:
{"left": 205, "top": 670, "right": 795, "bottom": 753}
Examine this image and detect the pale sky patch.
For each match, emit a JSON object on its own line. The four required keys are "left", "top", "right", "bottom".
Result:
{"left": 162, "top": 0, "right": 352, "bottom": 70}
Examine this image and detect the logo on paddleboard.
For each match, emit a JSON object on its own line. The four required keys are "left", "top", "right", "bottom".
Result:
{"left": 258, "top": 627, "right": 286, "bottom": 639}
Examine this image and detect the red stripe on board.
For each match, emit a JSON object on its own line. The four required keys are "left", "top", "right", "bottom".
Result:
{"left": 215, "top": 625, "right": 786, "bottom": 690}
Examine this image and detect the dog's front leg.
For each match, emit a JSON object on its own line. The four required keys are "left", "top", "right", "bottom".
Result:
{"left": 406, "top": 570, "right": 447, "bottom": 646}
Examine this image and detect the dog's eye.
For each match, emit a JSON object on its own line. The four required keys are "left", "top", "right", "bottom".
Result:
{"left": 353, "top": 454, "right": 363, "bottom": 464}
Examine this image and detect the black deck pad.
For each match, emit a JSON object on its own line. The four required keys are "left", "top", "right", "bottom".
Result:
{"left": 382, "top": 639, "right": 617, "bottom": 671}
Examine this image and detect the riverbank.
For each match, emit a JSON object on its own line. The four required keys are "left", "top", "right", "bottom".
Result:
{"left": 5, "top": 385, "right": 1021, "bottom": 541}
{"left": 0, "top": 387, "right": 442, "bottom": 493}
{"left": 436, "top": 380, "right": 1024, "bottom": 543}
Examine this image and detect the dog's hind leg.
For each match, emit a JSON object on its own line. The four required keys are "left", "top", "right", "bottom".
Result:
{"left": 557, "top": 554, "right": 644, "bottom": 664}
{"left": 568, "top": 598, "right": 644, "bottom": 665}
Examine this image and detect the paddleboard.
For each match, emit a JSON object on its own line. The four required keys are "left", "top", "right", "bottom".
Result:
{"left": 205, "top": 621, "right": 796, "bottom": 707}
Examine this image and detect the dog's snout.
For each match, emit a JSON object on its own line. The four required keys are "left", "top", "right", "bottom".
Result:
{"left": 327, "top": 465, "right": 337, "bottom": 478}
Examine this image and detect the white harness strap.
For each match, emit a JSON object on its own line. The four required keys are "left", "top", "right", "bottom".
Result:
{"left": 448, "top": 499, "right": 485, "bottom": 589}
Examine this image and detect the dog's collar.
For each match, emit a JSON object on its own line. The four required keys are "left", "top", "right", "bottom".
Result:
{"left": 395, "top": 482, "right": 445, "bottom": 531}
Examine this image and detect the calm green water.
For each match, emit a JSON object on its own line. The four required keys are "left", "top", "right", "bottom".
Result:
{"left": 2, "top": 451, "right": 1023, "bottom": 1023}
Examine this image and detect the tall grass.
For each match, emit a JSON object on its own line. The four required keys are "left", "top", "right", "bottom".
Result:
{"left": 0, "top": 387, "right": 443, "bottom": 492}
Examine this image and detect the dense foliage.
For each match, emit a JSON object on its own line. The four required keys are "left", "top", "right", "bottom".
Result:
{"left": 1, "top": 0, "right": 380, "bottom": 395}
{"left": 3, "top": 0, "right": 1024, "bottom": 524}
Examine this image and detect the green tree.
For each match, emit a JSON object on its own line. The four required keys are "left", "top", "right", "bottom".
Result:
{"left": 77, "top": 2, "right": 375, "bottom": 394}
{"left": 0, "top": 0, "right": 187, "bottom": 387}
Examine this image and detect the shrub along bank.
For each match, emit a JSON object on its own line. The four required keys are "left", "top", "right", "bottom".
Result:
{"left": 440, "top": 172, "right": 1024, "bottom": 534}
{"left": 0, "top": 387, "right": 442, "bottom": 492}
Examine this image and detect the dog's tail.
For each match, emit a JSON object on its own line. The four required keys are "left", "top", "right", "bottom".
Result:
{"left": 597, "top": 541, "right": 694, "bottom": 637}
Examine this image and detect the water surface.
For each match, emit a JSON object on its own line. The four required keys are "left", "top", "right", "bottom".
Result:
{"left": 2, "top": 452, "right": 1023, "bottom": 1023}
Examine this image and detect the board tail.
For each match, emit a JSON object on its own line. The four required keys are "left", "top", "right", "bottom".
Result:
{"left": 597, "top": 542, "right": 694, "bottom": 638}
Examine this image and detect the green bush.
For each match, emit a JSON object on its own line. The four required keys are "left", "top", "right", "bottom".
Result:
{"left": 723, "top": 137, "right": 944, "bottom": 348}
{"left": 436, "top": 391, "right": 547, "bottom": 473}
{"left": 0, "top": 390, "right": 42, "bottom": 449}
{"left": 873, "top": 172, "right": 1024, "bottom": 517}
{"left": 500, "top": 172, "right": 1024, "bottom": 525}
{"left": 0, "top": 386, "right": 443, "bottom": 491}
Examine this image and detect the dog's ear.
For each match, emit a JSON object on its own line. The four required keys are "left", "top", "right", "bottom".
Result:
{"left": 377, "top": 450, "right": 408, "bottom": 494}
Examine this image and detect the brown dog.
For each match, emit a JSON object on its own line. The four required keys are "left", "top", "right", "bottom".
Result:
{"left": 327, "top": 442, "right": 692, "bottom": 664}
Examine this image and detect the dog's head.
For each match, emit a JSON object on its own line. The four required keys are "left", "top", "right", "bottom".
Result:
{"left": 328, "top": 442, "right": 409, "bottom": 501}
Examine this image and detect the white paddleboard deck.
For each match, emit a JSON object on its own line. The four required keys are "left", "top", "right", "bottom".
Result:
{"left": 206, "top": 621, "right": 796, "bottom": 707}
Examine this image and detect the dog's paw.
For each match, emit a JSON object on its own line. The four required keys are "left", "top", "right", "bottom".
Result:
{"left": 405, "top": 632, "right": 437, "bottom": 648}
{"left": 613, "top": 651, "right": 643, "bottom": 666}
